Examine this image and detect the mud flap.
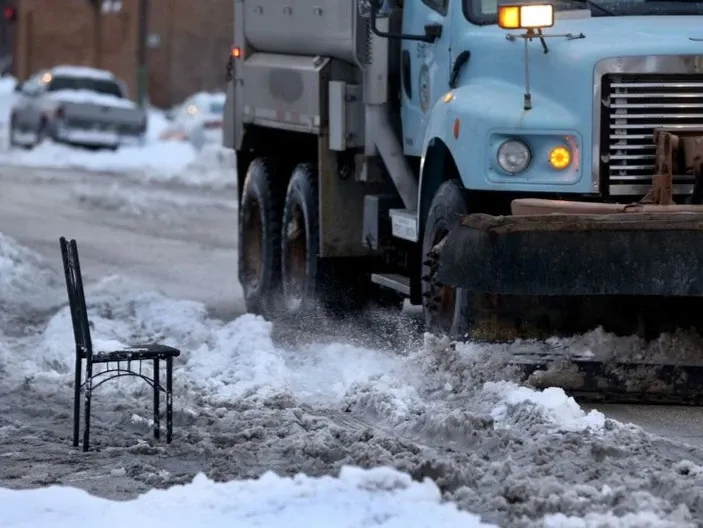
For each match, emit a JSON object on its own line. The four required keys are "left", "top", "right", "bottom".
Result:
{"left": 436, "top": 212, "right": 703, "bottom": 297}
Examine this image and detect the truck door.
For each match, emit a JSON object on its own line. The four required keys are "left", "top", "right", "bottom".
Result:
{"left": 400, "top": 0, "right": 452, "bottom": 157}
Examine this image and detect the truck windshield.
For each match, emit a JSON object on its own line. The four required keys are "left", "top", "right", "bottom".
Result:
{"left": 47, "top": 76, "right": 124, "bottom": 98}
{"left": 466, "top": 0, "right": 703, "bottom": 24}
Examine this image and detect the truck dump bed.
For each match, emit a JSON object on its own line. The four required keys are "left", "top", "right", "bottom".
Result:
{"left": 243, "top": 0, "right": 358, "bottom": 63}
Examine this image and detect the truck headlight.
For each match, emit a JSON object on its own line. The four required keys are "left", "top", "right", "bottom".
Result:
{"left": 497, "top": 139, "right": 531, "bottom": 174}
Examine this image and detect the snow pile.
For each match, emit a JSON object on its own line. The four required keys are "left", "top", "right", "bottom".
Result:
{"left": 0, "top": 139, "right": 236, "bottom": 189}
{"left": 486, "top": 382, "right": 606, "bottom": 432}
{"left": 0, "top": 74, "right": 17, "bottom": 125}
{"left": 146, "top": 108, "right": 169, "bottom": 142}
{"left": 0, "top": 232, "right": 63, "bottom": 329}
{"left": 0, "top": 467, "right": 494, "bottom": 528}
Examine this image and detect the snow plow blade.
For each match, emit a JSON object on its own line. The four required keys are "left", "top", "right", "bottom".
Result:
{"left": 436, "top": 203, "right": 703, "bottom": 297}
{"left": 435, "top": 199, "right": 703, "bottom": 405}
{"left": 515, "top": 353, "right": 703, "bottom": 405}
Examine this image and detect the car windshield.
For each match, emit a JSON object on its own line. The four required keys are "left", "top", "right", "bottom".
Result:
{"left": 46, "top": 75, "right": 123, "bottom": 98}
{"left": 467, "top": 0, "right": 703, "bottom": 24}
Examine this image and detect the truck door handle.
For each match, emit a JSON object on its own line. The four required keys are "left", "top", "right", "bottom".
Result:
{"left": 449, "top": 50, "right": 471, "bottom": 89}
{"left": 424, "top": 23, "right": 442, "bottom": 42}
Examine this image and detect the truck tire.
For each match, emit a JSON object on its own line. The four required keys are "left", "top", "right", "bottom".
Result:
{"left": 238, "top": 157, "right": 284, "bottom": 317}
{"left": 281, "top": 163, "right": 322, "bottom": 316}
{"left": 421, "top": 179, "right": 473, "bottom": 339}
{"left": 281, "top": 162, "right": 366, "bottom": 318}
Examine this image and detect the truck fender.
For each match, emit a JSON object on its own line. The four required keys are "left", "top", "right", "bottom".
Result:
{"left": 418, "top": 136, "right": 458, "bottom": 239}
{"left": 417, "top": 81, "right": 581, "bottom": 233}
{"left": 417, "top": 96, "right": 461, "bottom": 238}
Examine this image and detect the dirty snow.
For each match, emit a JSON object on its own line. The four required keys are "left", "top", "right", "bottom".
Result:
{"left": 0, "top": 232, "right": 64, "bottom": 331}
{"left": 2, "top": 231, "right": 703, "bottom": 527}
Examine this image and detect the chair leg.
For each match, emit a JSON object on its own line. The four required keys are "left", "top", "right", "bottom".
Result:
{"left": 153, "top": 359, "right": 160, "bottom": 440}
{"left": 73, "top": 356, "right": 82, "bottom": 447}
{"left": 83, "top": 363, "right": 93, "bottom": 452}
{"left": 166, "top": 357, "right": 173, "bottom": 443}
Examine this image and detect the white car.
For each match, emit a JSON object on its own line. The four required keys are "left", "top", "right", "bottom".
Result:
{"left": 160, "top": 92, "right": 225, "bottom": 150}
{"left": 10, "top": 65, "right": 146, "bottom": 150}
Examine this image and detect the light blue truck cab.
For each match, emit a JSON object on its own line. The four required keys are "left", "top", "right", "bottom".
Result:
{"left": 403, "top": 0, "right": 703, "bottom": 204}
{"left": 227, "top": 0, "right": 703, "bottom": 343}
{"left": 394, "top": 0, "right": 703, "bottom": 338}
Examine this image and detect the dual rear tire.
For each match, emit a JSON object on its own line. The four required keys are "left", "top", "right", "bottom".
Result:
{"left": 238, "top": 158, "right": 363, "bottom": 321}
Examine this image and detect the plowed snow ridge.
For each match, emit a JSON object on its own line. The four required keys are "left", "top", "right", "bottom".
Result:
{"left": 1, "top": 231, "right": 703, "bottom": 528}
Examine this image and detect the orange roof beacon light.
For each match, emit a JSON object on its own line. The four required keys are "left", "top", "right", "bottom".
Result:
{"left": 495, "top": 3, "right": 583, "bottom": 111}
{"left": 497, "top": 4, "right": 554, "bottom": 30}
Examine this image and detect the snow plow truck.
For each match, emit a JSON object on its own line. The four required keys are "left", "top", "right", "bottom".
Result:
{"left": 224, "top": 0, "right": 703, "bottom": 403}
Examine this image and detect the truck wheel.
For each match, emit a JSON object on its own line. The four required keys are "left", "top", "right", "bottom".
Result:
{"left": 280, "top": 163, "right": 321, "bottom": 316}
{"left": 238, "top": 157, "right": 284, "bottom": 317}
{"left": 421, "top": 180, "right": 472, "bottom": 338}
{"left": 280, "top": 163, "right": 365, "bottom": 318}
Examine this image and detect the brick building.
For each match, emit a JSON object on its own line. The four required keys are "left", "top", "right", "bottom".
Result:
{"left": 14, "top": 0, "right": 233, "bottom": 108}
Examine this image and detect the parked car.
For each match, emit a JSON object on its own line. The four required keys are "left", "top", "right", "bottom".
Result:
{"left": 159, "top": 91, "right": 225, "bottom": 150}
{"left": 9, "top": 65, "right": 147, "bottom": 150}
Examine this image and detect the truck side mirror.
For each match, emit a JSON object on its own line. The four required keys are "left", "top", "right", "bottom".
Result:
{"left": 360, "top": 0, "right": 442, "bottom": 43}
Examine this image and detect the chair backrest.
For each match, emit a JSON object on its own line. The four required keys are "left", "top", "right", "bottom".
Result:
{"left": 59, "top": 237, "right": 93, "bottom": 359}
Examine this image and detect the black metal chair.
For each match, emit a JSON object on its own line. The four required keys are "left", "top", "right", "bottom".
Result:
{"left": 59, "top": 237, "right": 181, "bottom": 452}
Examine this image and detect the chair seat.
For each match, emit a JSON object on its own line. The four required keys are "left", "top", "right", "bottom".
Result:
{"left": 92, "top": 343, "right": 181, "bottom": 363}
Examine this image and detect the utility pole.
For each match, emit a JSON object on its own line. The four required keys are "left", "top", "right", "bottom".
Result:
{"left": 94, "top": 2, "right": 102, "bottom": 68}
{"left": 85, "top": 0, "right": 102, "bottom": 68}
{"left": 136, "top": 0, "right": 148, "bottom": 108}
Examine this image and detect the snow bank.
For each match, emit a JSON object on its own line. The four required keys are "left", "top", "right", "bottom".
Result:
{"left": 0, "top": 467, "right": 493, "bottom": 528}
{"left": 0, "top": 139, "right": 236, "bottom": 189}
{"left": 0, "top": 74, "right": 17, "bottom": 125}
{"left": 0, "top": 232, "right": 63, "bottom": 323}
{"left": 146, "top": 108, "right": 169, "bottom": 142}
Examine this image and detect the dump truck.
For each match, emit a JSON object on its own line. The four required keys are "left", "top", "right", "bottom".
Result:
{"left": 224, "top": 0, "right": 703, "bottom": 402}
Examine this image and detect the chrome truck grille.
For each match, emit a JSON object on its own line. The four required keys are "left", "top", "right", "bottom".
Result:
{"left": 602, "top": 74, "right": 703, "bottom": 197}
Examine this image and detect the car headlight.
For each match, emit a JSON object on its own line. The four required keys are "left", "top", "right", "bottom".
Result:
{"left": 497, "top": 139, "right": 531, "bottom": 174}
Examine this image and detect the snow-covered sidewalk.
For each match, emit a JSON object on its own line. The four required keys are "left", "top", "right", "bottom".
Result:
{"left": 1, "top": 230, "right": 702, "bottom": 528}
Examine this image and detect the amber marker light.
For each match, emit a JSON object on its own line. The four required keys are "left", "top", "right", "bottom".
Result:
{"left": 549, "top": 146, "right": 571, "bottom": 170}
